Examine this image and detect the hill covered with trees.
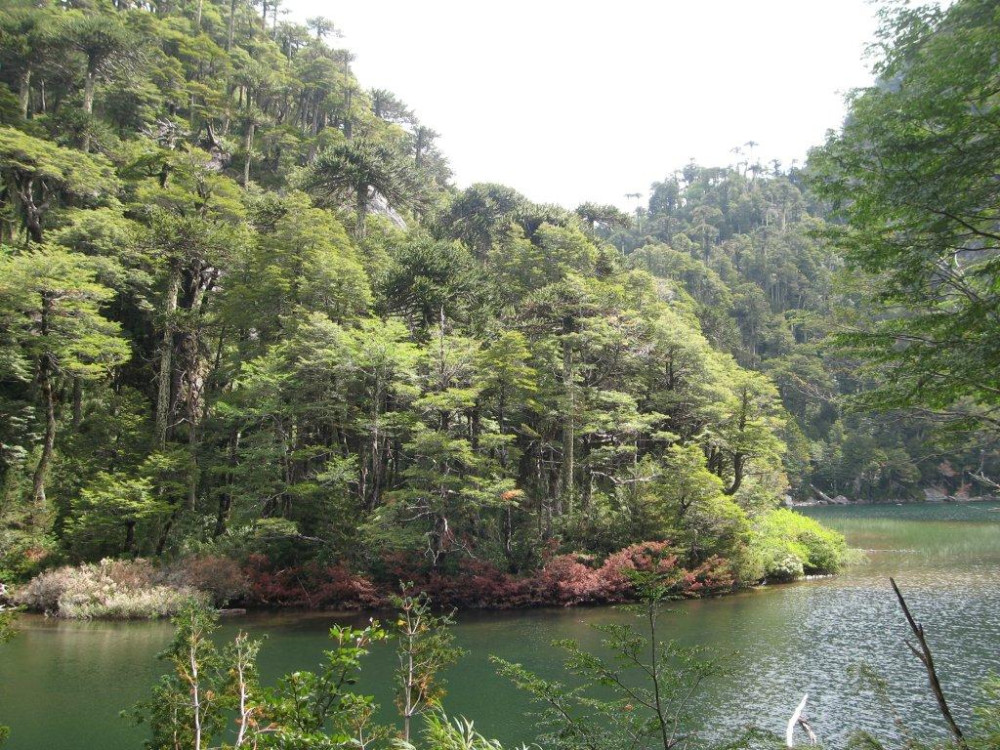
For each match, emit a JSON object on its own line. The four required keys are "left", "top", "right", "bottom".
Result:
{"left": 8, "top": 0, "right": 987, "bottom": 609}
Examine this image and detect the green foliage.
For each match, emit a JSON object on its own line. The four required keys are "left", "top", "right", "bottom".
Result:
{"left": 749, "top": 508, "right": 848, "bottom": 581}
{"left": 809, "top": 0, "right": 1000, "bottom": 435}
{"left": 256, "top": 621, "right": 388, "bottom": 747}
{"left": 494, "top": 577, "right": 740, "bottom": 750}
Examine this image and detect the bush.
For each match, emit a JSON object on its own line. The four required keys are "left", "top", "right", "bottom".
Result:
{"left": 160, "top": 555, "right": 248, "bottom": 606}
{"left": 751, "top": 508, "right": 847, "bottom": 581}
{"left": 244, "top": 555, "right": 381, "bottom": 609}
{"left": 14, "top": 559, "right": 206, "bottom": 619}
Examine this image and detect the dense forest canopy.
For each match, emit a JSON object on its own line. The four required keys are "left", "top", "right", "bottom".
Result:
{"left": 0, "top": 0, "right": 992, "bottom": 603}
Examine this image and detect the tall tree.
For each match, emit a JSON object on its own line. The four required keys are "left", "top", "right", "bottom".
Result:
{"left": 0, "top": 247, "right": 128, "bottom": 513}
{"left": 810, "top": 0, "right": 1000, "bottom": 434}
{"left": 306, "top": 139, "right": 420, "bottom": 238}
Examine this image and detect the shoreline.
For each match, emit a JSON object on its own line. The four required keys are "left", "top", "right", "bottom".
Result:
{"left": 789, "top": 494, "right": 998, "bottom": 508}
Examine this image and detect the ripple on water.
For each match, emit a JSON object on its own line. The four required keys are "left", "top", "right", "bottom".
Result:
{"left": 1, "top": 502, "right": 999, "bottom": 750}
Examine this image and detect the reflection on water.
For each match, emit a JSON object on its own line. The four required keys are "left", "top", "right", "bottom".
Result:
{"left": 1, "top": 502, "right": 998, "bottom": 749}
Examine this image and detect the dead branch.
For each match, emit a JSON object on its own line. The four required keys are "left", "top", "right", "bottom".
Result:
{"left": 890, "top": 578, "right": 967, "bottom": 749}
{"left": 786, "top": 693, "right": 817, "bottom": 747}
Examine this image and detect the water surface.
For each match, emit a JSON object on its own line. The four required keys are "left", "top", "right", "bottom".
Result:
{"left": 2, "top": 501, "right": 998, "bottom": 749}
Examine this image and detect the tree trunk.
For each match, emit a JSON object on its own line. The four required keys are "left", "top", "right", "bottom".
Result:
{"left": 155, "top": 266, "right": 181, "bottom": 451}
{"left": 214, "top": 429, "right": 239, "bottom": 537}
{"left": 242, "top": 120, "right": 255, "bottom": 187}
{"left": 562, "top": 338, "right": 574, "bottom": 514}
{"left": 82, "top": 67, "right": 95, "bottom": 152}
{"left": 227, "top": 0, "right": 236, "bottom": 51}
{"left": 18, "top": 68, "right": 30, "bottom": 120}
{"left": 31, "top": 293, "right": 56, "bottom": 515}
{"left": 72, "top": 377, "right": 83, "bottom": 429}
{"left": 355, "top": 185, "right": 368, "bottom": 239}
{"left": 124, "top": 520, "right": 136, "bottom": 556}
{"left": 31, "top": 352, "right": 56, "bottom": 512}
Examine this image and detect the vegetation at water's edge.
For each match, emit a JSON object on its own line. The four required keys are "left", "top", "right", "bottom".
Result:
{"left": 9, "top": 515, "right": 844, "bottom": 618}
{"left": 1, "top": 0, "right": 997, "bottom": 617}
{"left": 0, "top": 0, "right": 872, "bottom": 609}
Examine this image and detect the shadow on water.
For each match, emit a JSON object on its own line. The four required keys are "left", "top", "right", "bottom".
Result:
{"left": 1, "top": 501, "right": 998, "bottom": 749}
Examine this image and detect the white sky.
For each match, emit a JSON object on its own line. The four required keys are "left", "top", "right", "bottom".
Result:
{"left": 287, "top": 1, "right": 881, "bottom": 211}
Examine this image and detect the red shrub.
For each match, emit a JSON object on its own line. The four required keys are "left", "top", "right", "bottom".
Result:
{"left": 161, "top": 555, "right": 248, "bottom": 606}
{"left": 677, "top": 556, "right": 735, "bottom": 597}
{"left": 243, "top": 542, "right": 736, "bottom": 611}
{"left": 244, "top": 555, "right": 381, "bottom": 609}
{"left": 532, "top": 554, "right": 606, "bottom": 606}
{"left": 597, "top": 541, "right": 683, "bottom": 599}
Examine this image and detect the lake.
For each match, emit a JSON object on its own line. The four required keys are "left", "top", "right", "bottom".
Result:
{"left": 2, "top": 501, "right": 999, "bottom": 749}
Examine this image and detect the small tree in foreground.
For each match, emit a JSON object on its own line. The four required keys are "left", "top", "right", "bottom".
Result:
{"left": 493, "top": 572, "right": 752, "bottom": 750}
{"left": 392, "top": 583, "right": 465, "bottom": 743}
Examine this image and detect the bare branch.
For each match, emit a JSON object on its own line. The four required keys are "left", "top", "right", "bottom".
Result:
{"left": 890, "top": 578, "right": 967, "bottom": 748}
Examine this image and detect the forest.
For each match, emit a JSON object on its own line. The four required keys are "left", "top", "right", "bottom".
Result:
{"left": 2, "top": 0, "right": 1000, "bottom": 748}
{"left": 0, "top": 0, "right": 994, "bottom": 624}
{"left": 0, "top": 0, "right": 867, "bottom": 614}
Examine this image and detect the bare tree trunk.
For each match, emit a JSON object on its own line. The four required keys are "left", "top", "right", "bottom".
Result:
{"left": 786, "top": 694, "right": 817, "bottom": 747}
{"left": 891, "top": 578, "right": 967, "bottom": 749}
{"left": 242, "top": 120, "right": 255, "bottom": 187}
{"left": 355, "top": 185, "right": 368, "bottom": 239}
{"left": 226, "top": 0, "right": 236, "bottom": 51}
{"left": 18, "top": 68, "right": 30, "bottom": 120}
{"left": 82, "top": 68, "right": 95, "bottom": 152}
{"left": 215, "top": 429, "right": 239, "bottom": 537}
{"left": 32, "top": 352, "right": 56, "bottom": 512}
{"left": 562, "top": 338, "right": 574, "bottom": 514}
{"left": 155, "top": 267, "right": 181, "bottom": 451}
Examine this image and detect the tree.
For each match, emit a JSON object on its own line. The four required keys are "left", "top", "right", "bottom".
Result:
{"left": 0, "top": 127, "right": 117, "bottom": 244}
{"left": 306, "top": 139, "right": 421, "bottom": 238}
{"left": 0, "top": 247, "right": 128, "bottom": 514}
{"left": 65, "top": 14, "right": 137, "bottom": 151}
{"left": 392, "top": 585, "right": 464, "bottom": 743}
{"left": 70, "top": 472, "right": 172, "bottom": 557}
{"left": 575, "top": 202, "right": 632, "bottom": 234}
{"left": 809, "top": 0, "right": 1000, "bottom": 434}
{"left": 0, "top": 7, "right": 56, "bottom": 120}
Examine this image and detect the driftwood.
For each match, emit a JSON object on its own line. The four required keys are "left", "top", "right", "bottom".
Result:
{"left": 969, "top": 471, "right": 1000, "bottom": 491}
{"left": 809, "top": 485, "right": 835, "bottom": 504}
{"left": 786, "top": 693, "right": 817, "bottom": 747}
{"left": 890, "top": 578, "right": 967, "bottom": 749}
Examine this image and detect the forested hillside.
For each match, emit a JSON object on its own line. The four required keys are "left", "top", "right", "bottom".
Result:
{"left": 4, "top": 0, "right": 960, "bottom": 605}
{"left": 600, "top": 158, "right": 1000, "bottom": 504}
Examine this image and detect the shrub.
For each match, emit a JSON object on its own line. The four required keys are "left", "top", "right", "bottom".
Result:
{"left": 751, "top": 508, "right": 847, "bottom": 581}
{"left": 244, "top": 555, "right": 381, "bottom": 609}
{"left": 160, "top": 555, "right": 248, "bottom": 606}
{"left": 14, "top": 559, "right": 205, "bottom": 619}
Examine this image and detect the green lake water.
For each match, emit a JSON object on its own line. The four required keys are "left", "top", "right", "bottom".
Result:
{"left": 2, "top": 501, "right": 999, "bottom": 749}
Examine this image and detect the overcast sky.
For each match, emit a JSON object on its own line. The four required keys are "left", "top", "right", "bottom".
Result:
{"left": 288, "top": 1, "right": 881, "bottom": 211}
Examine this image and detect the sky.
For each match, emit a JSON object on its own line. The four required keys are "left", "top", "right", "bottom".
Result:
{"left": 287, "top": 1, "right": 882, "bottom": 211}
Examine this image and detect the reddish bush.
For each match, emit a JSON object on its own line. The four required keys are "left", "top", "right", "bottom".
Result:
{"left": 597, "top": 541, "right": 682, "bottom": 599}
{"left": 243, "top": 542, "right": 736, "bottom": 611}
{"left": 678, "top": 556, "right": 736, "bottom": 597}
{"left": 161, "top": 555, "right": 248, "bottom": 606}
{"left": 244, "top": 555, "right": 381, "bottom": 609}
{"left": 532, "top": 554, "right": 606, "bottom": 606}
